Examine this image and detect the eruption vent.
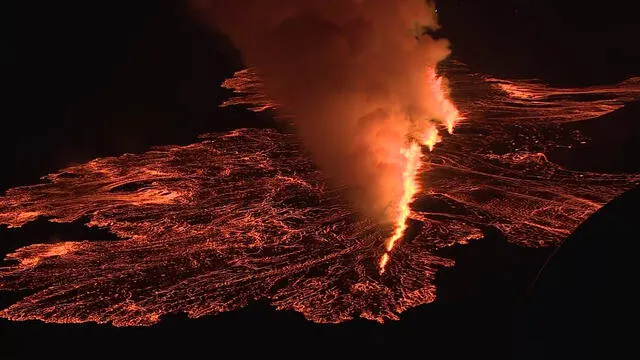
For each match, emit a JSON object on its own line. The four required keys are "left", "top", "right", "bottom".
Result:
{"left": 191, "top": 0, "right": 462, "bottom": 270}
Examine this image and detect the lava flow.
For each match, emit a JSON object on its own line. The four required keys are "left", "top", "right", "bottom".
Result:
{"left": 1, "top": 63, "right": 640, "bottom": 326}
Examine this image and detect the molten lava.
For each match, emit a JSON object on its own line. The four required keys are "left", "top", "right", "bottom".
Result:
{"left": 420, "top": 124, "right": 441, "bottom": 152}
{"left": 1, "top": 63, "right": 639, "bottom": 325}
{"left": 380, "top": 142, "right": 422, "bottom": 273}
{"left": 380, "top": 66, "right": 463, "bottom": 274}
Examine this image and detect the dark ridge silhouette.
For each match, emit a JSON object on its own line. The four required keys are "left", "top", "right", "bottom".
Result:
{"left": 517, "top": 185, "right": 640, "bottom": 359}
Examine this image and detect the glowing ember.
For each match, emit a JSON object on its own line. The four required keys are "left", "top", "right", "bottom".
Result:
{"left": 1, "top": 63, "right": 639, "bottom": 325}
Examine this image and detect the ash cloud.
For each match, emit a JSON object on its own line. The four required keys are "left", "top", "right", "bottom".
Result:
{"left": 191, "top": 0, "right": 453, "bottom": 223}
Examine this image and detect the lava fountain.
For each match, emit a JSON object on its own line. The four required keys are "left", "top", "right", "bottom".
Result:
{"left": 379, "top": 142, "right": 421, "bottom": 273}
{"left": 380, "top": 66, "right": 463, "bottom": 273}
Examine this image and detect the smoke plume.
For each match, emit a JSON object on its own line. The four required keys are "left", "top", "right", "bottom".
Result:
{"left": 191, "top": 0, "right": 455, "bottom": 225}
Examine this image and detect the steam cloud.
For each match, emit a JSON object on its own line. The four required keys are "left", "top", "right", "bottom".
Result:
{"left": 191, "top": 0, "right": 454, "bottom": 224}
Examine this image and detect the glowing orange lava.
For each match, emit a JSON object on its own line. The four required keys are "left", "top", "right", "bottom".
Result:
{"left": 380, "top": 142, "right": 422, "bottom": 273}
{"left": 379, "top": 67, "right": 464, "bottom": 274}
{"left": 426, "top": 66, "right": 463, "bottom": 134}
{"left": 419, "top": 124, "right": 441, "bottom": 152}
{"left": 1, "top": 62, "right": 639, "bottom": 325}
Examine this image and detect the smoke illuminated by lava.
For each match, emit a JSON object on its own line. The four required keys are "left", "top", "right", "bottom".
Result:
{"left": 222, "top": 64, "right": 461, "bottom": 272}
{"left": 192, "top": 0, "right": 463, "bottom": 271}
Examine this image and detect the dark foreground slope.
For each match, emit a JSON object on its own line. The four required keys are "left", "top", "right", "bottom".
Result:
{"left": 517, "top": 185, "right": 640, "bottom": 359}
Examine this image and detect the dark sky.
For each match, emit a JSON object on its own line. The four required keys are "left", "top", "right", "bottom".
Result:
{"left": 437, "top": 0, "right": 639, "bottom": 85}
